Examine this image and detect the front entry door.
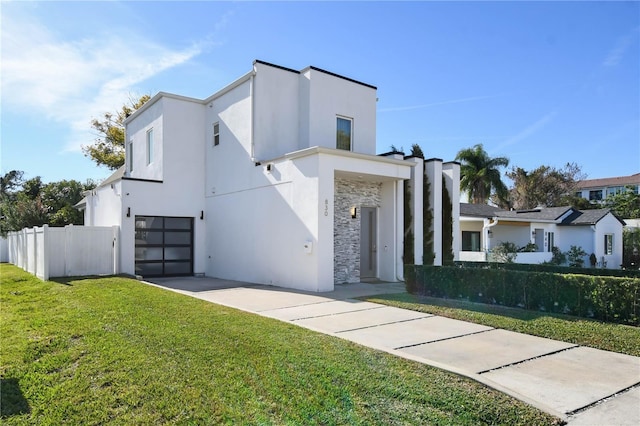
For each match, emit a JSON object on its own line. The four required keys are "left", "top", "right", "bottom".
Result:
{"left": 360, "top": 207, "right": 377, "bottom": 279}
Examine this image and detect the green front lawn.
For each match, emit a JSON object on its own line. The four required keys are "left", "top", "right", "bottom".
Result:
{"left": 0, "top": 264, "right": 560, "bottom": 425}
{"left": 364, "top": 293, "right": 640, "bottom": 357}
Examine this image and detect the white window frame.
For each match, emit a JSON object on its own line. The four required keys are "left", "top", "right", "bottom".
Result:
{"left": 146, "top": 128, "right": 154, "bottom": 165}
{"left": 213, "top": 122, "right": 220, "bottom": 147}
{"left": 127, "top": 141, "right": 134, "bottom": 173}
{"left": 336, "top": 116, "right": 353, "bottom": 151}
{"left": 604, "top": 234, "right": 614, "bottom": 255}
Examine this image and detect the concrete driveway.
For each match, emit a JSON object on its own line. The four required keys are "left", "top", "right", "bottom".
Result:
{"left": 145, "top": 276, "right": 640, "bottom": 425}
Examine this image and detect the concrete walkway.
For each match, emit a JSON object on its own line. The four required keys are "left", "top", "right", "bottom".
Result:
{"left": 146, "top": 277, "right": 640, "bottom": 425}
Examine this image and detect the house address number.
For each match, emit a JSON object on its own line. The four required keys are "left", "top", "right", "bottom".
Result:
{"left": 324, "top": 199, "right": 328, "bottom": 216}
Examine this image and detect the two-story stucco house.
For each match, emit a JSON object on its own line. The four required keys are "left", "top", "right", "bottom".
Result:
{"left": 81, "top": 60, "right": 460, "bottom": 292}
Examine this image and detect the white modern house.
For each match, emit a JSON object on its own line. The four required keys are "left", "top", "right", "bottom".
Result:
{"left": 459, "top": 203, "right": 625, "bottom": 268}
{"left": 80, "top": 60, "right": 459, "bottom": 292}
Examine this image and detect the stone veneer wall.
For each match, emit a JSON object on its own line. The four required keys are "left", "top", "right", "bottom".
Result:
{"left": 334, "top": 178, "right": 382, "bottom": 284}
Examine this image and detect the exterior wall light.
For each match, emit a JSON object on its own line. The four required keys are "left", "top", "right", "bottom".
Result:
{"left": 350, "top": 206, "right": 357, "bottom": 219}
{"left": 126, "top": 207, "right": 131, "bottom": 217}
{"left": 200, "top": 210, "right": 204, "bottom": 220}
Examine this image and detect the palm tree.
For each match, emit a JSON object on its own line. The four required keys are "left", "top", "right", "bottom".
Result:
{"left": 455, "top": 144, "right": 509, "bottom": 204}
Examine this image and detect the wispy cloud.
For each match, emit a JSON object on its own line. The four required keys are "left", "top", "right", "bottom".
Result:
{"left": 378, "top": 93, "right": 508, "bottom": 113}
{"left": 495, "top": 111, "right": 557, "bottom": 151}
{"left": 603, "top": 26, "right": 639, "bottom": 67}
{"left": 1, "top": 8, "right": 211, "bottom": 152}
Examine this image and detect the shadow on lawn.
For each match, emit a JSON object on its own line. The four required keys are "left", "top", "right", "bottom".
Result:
{"left": 1, "top": 378, "right": 30, "bottom": 418}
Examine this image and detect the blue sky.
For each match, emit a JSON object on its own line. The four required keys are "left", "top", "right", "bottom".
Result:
{"left": 2, "top": 1, "right": 639, "bottom": 185}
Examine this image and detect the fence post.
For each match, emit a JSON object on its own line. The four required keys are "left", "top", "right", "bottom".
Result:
{"left": 65, "top": 224, "right": 73, "bottom": 277}
{"left": 112, "top": 226, "right": 119, "bottom": 275}
{"left": 42, "top": 225, "right": 50, "bottom": 281}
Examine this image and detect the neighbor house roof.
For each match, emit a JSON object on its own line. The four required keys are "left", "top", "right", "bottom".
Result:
{"left": 459, "top": 203, "right": 502, "bottom": 218}
{"left": 98, "top": 166, "right": 125, "bottom": 189}
{"left": 559, "top": 208, "right": 626, "bottom": 226}
{"left": 494, "top": 206, "right": 573, "bottom": 221}
{"left": 576, "top": 173, "right": 640, "bottom": 189}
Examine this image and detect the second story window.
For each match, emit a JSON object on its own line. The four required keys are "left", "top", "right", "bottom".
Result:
{"left": 213, "top": 122, "right": 220, "bottom": 146}
{"left": 146, "top": 129, "right": 154, "bottom": 165}
{"left": 127, "top": 141, "right": 134, "bottom": 173}
{"left": 589, "top": 190, "right": 603, "bottom": 201}
{"left": 336, "top": 117, "right": 352, "bottom": 151}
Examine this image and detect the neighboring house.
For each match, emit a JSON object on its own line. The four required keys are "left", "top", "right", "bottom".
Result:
{"left": 459, "top": 203, "right": 625, "bottom": 268}
{"left": 79, "top": 60, "right": 459, "bottom": 292}
{"left": 575, "top": 173, "right": 640, "bottom": 203}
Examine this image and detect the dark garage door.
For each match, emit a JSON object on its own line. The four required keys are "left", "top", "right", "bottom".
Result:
{"left": 135, "top": 216, "right": 193, "bottom": 277}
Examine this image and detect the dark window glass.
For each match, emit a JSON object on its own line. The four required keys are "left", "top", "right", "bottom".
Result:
{"left": 164, "top": 262, "right": 192, "bottom": 275}
{"left": 336, "top": 117, "right": 352, "bottom": 151}
{"left": 165, "top": 217, "right": 192, "bottom": 229}
{"left": 462, "top": 231, "right": 481, "bottom": 251}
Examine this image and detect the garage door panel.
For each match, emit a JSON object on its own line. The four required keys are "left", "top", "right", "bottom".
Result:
{"left": 135, "top": 216, "right": 193, "bottom": 277}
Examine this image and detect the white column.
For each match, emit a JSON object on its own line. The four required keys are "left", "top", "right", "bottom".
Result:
{"left": 408, "top": 157, "right": 424, "bottom": 265}
{"left": 425, "top": 159, "right": 443, "bottom": 266}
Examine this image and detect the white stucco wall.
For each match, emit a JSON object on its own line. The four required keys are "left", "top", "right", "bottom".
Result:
{"left": 205, "top": 154, "right": 322, "bottom": 291}
{"left": 303, "top": 68, "right": 377, "bottom": 155}
{"left": 118, "top": 95, "right": 206, "bottom": 276}
{"left": 253, "top": 63, "right": 300, "bottom": 160}
{"left": 84, "top": 181, "right": 123, "bottom": 228}
{"left": 126, "top": 97, "right": 165, "bottom": 181}
{"left": 593, "top": 214, "right": 624, "bottom": 268}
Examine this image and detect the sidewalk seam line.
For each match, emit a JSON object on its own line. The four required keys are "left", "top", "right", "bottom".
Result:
{"left": 286, "top": 306, "right": 386, "bottom": 321}
{"left": 565, "top": 381, "right": 640, "bottom": 416}
{"left": 393, "top": 328, "right": 495, "bottom": 350}
{"left": 477, "top": 345, "right": 580, "bottom": 374}
{"left": 333, "top": 315, "right": 434, "bottom": 334}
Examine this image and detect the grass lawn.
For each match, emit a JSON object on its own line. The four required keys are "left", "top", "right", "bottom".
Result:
{"left": 364, "top": 293, "right": 640, "bottom": 357}
{"left": 0, "top": 264, "right": 561, "bottom": 425}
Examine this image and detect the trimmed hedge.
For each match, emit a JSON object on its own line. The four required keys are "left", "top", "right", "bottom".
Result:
{"left": 453, "top": 261, "right": 640, "bottom": 279}
{"left": 405, "top": 265, "right": 640, "bottom": 326}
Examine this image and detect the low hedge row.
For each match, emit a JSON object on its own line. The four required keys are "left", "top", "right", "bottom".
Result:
{"left": 453, "top": 261, "right": 640, "bottom": 278}
{"left": 405, "top": 265, "right": 640, "bottom": 326}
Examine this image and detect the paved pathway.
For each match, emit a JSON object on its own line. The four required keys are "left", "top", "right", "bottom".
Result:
{"left": 147, "top": 277, "right": 640, "bottom": 425}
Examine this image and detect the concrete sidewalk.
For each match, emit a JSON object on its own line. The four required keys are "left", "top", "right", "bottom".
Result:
{"left": 146, "top": 277, "right": 640, "bottom": 425}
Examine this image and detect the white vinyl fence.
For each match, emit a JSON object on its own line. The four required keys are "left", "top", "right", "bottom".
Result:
{"left": 7, "top": 225, "right": 119, "bottom": 280}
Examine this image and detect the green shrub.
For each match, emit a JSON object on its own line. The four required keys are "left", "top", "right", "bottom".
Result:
{"left": 406, "top": 265, "right": 640, "bottom": 325}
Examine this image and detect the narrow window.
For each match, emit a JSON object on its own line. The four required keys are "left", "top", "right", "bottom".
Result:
{"left": 547, "top": 232, "right": 554, "bottom": 252}
{"left": 336, "top": 117, "right": 352, "bottom": 151}
{"left": 604, "top": 234, "right": 613, "bottom": 255}
{"left": 146, "top": 129, "right": 154, "bottom": 165}
{"left": 127, "top": 141, "right": 134, "bottom": 173}
{"left": 213, "top": 122, "right": 220, "bottom": 146}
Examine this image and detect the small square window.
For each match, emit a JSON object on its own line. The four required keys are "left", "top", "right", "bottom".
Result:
{"left": 213, "top": 122, "right": 220, "bottom": 146}
{"left": 336, "top": 117, "right": 352, "bottom": 151}
{"left": 146, "top": 129, "right": 154, "bottom": 165}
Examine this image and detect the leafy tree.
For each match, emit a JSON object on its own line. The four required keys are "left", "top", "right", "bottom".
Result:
{"left": 506, "top": 163, "right": 585, "bottom": 209}
{"left": 82, "top": 94, "right": 151, "bottom": 170}
{"left": 567, "top": 245, "right": 587, "bottom": 267}
{"left": 0, "top": 170, "right": 24, "bottom": 201}
{"left": 0, "top": 173, "right": 93, "bottom": 236}
{"left": 605, "top": 186, "right": 640, "bottom": 219}
{"left": 456, "top": 144, "right": 509, "bottom": 204}
{"left": 491, "top": 241, "right": 518, "bottom": 263}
